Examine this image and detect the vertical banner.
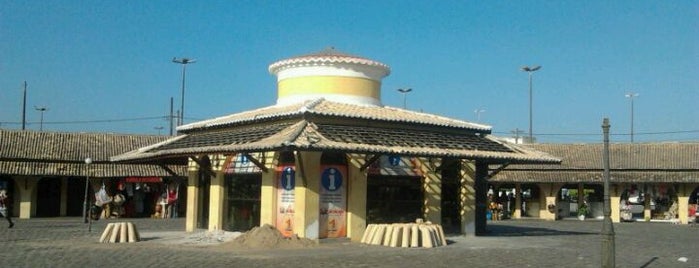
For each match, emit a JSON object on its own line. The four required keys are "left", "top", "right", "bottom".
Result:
{"left": 276, "top": 166, "right": 295, "bottom": 237}
{"left": 319, "top": 165, "right": 347, "bottom": 238}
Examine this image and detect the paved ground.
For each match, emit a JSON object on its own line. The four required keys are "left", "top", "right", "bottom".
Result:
{"left": 0, "top": 217, "right": 696, "bottom": 267}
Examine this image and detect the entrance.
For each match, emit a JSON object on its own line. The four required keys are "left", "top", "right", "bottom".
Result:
{"left": 36, "top": 178, "right": 61, "bottom": 217}
{"left": 225, "top": 174, "right": 261, "bottom": 231}
{"left": 367, "top": 175, "right": 422, "bottom": 224}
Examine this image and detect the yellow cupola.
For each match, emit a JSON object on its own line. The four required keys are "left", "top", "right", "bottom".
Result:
{"left": 268, "top": 47, "right": 391, "bottom": 106}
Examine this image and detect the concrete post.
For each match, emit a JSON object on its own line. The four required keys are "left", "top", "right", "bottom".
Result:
{"left": 185, "top": 161, "right": 199, "bottom": 232}
{"left": 422, "top": 157, "right": 442, "bottom": 225}
{"left": 294, "top": 151, "right": 321, "bottom": 239}
{"left": 347, "top": 154, "right": 367, "bottom": 242}
{"left": 460, "top": 161, "right": 476, "bottom": 235}
{"left": 259, "top": 153, "right": 277, "bottom": 227}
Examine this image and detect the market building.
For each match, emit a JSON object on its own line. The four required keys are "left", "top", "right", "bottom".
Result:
{"left": 0, "top": 130, "right": 185, "bottom": 219}
{"left": 488, "top": 143, "right": 699, "bottom": 224}
{"left": 112, "top": 48, "right": 560, "bottom": 241}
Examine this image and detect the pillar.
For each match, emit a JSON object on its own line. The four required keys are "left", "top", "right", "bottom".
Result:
{"left": 540, "top": 183, "right": 561, "bottom": 221}
{"left": 346, "top": 154, "right": 367, "bottom": 242}
{"left": 514, "top": 183, "right": 522, "bottom": 218}
{"left": 460, "top": 161, "right": 476, "bottom": 235}
{"left": 677, "top": 184, "right": 697, "bottom": 224}
{"left": 208, "top": 155, "right": 226, "bottom": 231}
{"left": 474, "top": 161, "right": 488, "bottom": 235}
{"left": 259, "top": 152, "right": 277, "bottom": 227}
{"left": 185, "top": 161, "right": 199, "bottom": 232}
{"left": 422, "top": 158, "right": 442, "bottom": 225}
{"left": 294, "top": 151, "right": 321, "bottom": 239}
{"left": 610, "top": 184, "right": 621, "bottom": 223}
{"left": 16, "top": 176, "right": 39, "bottom": 219}
{"left": 643, "top": 184, "right": 651, "bottom": 221}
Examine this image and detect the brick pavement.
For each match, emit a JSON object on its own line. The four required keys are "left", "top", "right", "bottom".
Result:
{"left": 0, "top": 217, "right": 696, "bottom": 267}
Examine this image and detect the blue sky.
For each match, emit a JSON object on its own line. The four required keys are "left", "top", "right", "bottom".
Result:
{"left": 1, "top": 1, "right": 697, "bottom": 143}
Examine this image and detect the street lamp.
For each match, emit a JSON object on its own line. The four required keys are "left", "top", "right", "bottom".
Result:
{"left": 625, "top": 92, "right": 639, "bottom": 143}
{"left": 34, "top": 106, "right": 48, "bottom": 131}
{"left": 83, "top": 157, "right": 92, "bottom": 231}
{"left": 397, "top": 88, "right": 412, "bottom": 109}
{"left": 172, "top": 57, "right": 196, "bottom": 126}
{"left": 521, "top": 65, "right": 541, "bottom": 142}
{"left": 474, "top": 108, "right": 486, "bottom": 122}
{"left": 154, "top": 126, "right": 164, "bottom": 135}
{"left": 601, "top": 118, "right": 615, "bottom": 267}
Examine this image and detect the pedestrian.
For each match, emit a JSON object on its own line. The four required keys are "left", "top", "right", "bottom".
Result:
{"left": 0, "top": 189, "right": 14, "bottom": 228}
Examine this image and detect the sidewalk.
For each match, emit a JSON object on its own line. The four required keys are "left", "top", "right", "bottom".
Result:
{"left": 0, "top": 217, "right": 695, "bottom": 267}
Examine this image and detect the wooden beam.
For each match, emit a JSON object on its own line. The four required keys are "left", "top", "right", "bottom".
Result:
{"left": 189, "top": 156, "right": 215, "bottom": 178}
{"left": 360, "top": 154, "right": 381, "bottom": 171}
{"left": 242, "top": 153, "right": 269, "bottom": 172}
{"left": 157, "top": 164, "right": 181, "bottom": 177}
{"left": 487, "top": 162, "right": 510, "bottom": 178}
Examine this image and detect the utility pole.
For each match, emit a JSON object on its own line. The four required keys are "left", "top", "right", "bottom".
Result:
{"left": 22, "top": 81, "right": 27, "bottom": 130}
{"left": 625, "top": 92, "right": 639, "bottom": 143}
{"left": 169, "top": 97, "right": 174, "bottom": 136}
{"left": 511, "top": 128, "right": 525, "bottom": 144}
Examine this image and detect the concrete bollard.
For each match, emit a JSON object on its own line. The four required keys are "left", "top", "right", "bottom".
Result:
{"left": 100, "top": 222, "right": 140, "bottom": 243}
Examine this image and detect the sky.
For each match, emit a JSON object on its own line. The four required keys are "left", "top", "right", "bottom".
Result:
{"left": 1, "top": 1, "right": 697, "bottom": 143}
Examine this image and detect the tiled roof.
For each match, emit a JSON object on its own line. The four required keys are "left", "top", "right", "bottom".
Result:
{"left": 489, "top": 143, "right": 699, "bottom": 183}
{"left": 178, "top": 99, "right": 491, "bottom": 132}
{"left": 268, "top": 47, "right": 391, "bottom": 75}
{"left": 0, "top": 130, "right": 185, "bottom": 177}
{"left": 112, "top": 103, "right": 561, "bottom": 165}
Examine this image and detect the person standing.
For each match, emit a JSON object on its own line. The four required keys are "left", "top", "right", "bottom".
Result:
{"left": 0, "top": 189, "right": 14, "bottom": 228}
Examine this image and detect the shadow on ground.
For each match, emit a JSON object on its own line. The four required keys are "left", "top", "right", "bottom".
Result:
{"left": 482, "top": 224, "right": 596, "bottom": 237}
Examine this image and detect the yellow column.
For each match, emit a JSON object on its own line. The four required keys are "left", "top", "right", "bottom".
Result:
{"left": 460, "top": 161, "right": 476, "bottom": 235}
{"left": 17, "top": 176, "right": 39, "bottom": 219}
{"left": 610, "top": 184, "right": 621, "bottom": 223}
{"left": 539, "top": 184, "right": 555, "bottom": 221}
{"left": 422, "top": 158, "right": 442, "bottom": 225}
{"left": 208, "top": 171, "right": 225, "bottom": 230}
{"left": 294, "top": 151, "right": 321, "bottom": 239}
{"left": 678, "top": 184, "right": 696, "bottom": 224}
{"left": 643, "top": 185, "right": 652, "bottom": 221}
{"left": 185, "top": 163, "right": 199, "bottom": 232}
{"left": 346, "top": 154, "right": 367, "bottom": 242}
{"left": 259, "top": 152, "right": 277, "bottom": 227}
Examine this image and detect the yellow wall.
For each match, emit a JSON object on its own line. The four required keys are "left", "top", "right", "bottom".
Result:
{"left": 278, "top": 76, "right": 380, "bottom": 99}
{"left": 259, "top": 152, "right": 278, "bottom": 227}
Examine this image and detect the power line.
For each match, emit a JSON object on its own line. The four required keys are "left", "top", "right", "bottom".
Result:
{"left": 0, "top": 116, "right": 167, "bottom": 125}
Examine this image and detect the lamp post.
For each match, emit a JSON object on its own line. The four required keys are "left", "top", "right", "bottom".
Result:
{"left": 154, "top": 126, "right": 164, "bottom": 135}
{"left": 172, "top": 57, "right": 196, "bottom": 126}
{"left": 474, "top": 108, "right": 486, "bottom": 122}
{"left": 601, "top": 118, "right": 615, "bottom": 267}
{"left": 397, "top": 88, "right": 412, "bottom": 109}
{"left": 521, "top": 65, "right": 541, "bottom": 142}
{"left": 83, "top": 158, "right": 92, "bottom": 231}
{"left": 625, "top": 92, "right": 639, "bottom": 143}
{"left": 34, "top": 106, "right": 48, "bottom": 131}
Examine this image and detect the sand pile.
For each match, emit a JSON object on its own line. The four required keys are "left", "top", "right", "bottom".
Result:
{"left": 224, "top": 224, "right": 316, "bottom": 249}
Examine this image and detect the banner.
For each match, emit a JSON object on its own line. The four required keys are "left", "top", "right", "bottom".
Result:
{"left": 275, "top": 166, "right": 295, "bottom": 237}
{"left": 319, "top": 165, "right": 347, "bottom": 238}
